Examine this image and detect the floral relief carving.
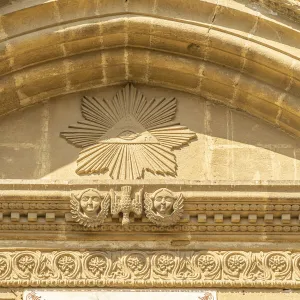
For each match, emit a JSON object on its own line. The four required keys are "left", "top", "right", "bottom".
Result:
{"left": 61, "top": 84, "right": 196, "bottom": 179}
{"left": 15, "top": 254, "right": 36, "bottom": 278}
{"left": 125, "top": 252, "right": 150, "bottom": 279}
{"left": 265, "top": 252, "right": 292, "bottom": 280}
{"left": 153, "top": 253, "right": 177, "bottom": 279}
{"left": 87, "top": 255, "right": 107, "bottom": 277}
{"left": 54, "top": 253, "right": 80, "bottom": 279}
{"left": 144, "top": 188, "right": 184, "bottom": 226}
{"left": 223, "top": 252, "right": 248, "bottom": 280}
{"left": 0, "top": 255, "right": 10, "bottom": 279}
{"left": 2, "top": 250, "right": 300, "bottom": 287}
{"left": 194, "top": 252, "right": 221, "bottom": 280}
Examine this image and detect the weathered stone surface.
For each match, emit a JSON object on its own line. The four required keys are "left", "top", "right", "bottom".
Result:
{"left": 0, "top": 0, "right": 299, "bottom": 296}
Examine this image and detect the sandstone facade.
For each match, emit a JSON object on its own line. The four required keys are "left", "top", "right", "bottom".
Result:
{"left": 0, "top": 0, "right": 300, "bottom": 299}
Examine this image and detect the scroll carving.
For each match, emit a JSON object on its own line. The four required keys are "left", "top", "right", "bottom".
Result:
{"left": 0, "top": 250, "right": 300, "bottom": 288}
{"left": 70, "top": 189, "right": 110, "bottom": 227}
{"left": 144, "top": 188, "right": 184, "bottom": 226}
{"left": 61, "top": 84, "right": 196, "bottom": 179}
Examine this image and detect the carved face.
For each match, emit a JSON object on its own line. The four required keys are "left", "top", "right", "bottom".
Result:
{"left": 153, "top": 189, "right": 175, "bottom": 216}
{"left": 80, "top": 190, "right": 101, "bottom": 217}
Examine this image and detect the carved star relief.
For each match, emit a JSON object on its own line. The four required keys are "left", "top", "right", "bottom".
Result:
{"left": 61, "top": 84, "right": 196, "bottom": 179}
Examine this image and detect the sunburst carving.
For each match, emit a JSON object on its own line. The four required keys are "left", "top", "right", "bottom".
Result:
{"left": 61, "top": 84, "right": 196, "bottom": 179}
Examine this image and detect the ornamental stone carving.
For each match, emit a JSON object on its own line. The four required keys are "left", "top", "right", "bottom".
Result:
{"left": 1, "top": 250, "right": 300, "bottom": 288}
{"left": 144, "top": 188, "right": 184, "bottom": 226}
{"left": 61, "top": 84, "right": 196, "bottom": 179}
{"left": 110, "top": 186, "right": 143, "bottom": 226}
{"left": 70, "top": 189, "right": 110, "bottom": 227}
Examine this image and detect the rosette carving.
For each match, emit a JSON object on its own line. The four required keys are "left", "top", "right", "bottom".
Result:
{"left": 13, "top": 252, "right": 39, "bottom": 279}
{"left": 54, "top": 252, "right": 80, "bottom": 279}
{"left": 264, "top": 252, "right": 292, "bottom": 280}
{"left": 83, "top": 252, "right": 110, "bottom": 278}
{"left": 152, "top": 252, "right": 178, "bottom": 279}
{"left": 223, "top": 252, "right": 249, "bottom": 280}
{"left": 194, "top": 252, "right": 221, "bottom": 280}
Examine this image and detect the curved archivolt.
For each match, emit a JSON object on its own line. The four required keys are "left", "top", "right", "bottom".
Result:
{"left": 0, "top": 0, "right": 300, "bottom": 138}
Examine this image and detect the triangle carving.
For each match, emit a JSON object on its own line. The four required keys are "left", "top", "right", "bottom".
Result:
{"left": 61, "top": 84, "right": 196, "bottom": 179}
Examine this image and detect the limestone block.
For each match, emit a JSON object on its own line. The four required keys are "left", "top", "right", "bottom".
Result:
{"left": 1, "top": 2, "right": 59, "bottom": 37}
{"left": 10, "top": 212, "right": 19, "bottom": 222}
{"left": 128, "top": 18, "right": 151, "bottom": 48}
{"left": 198, "top": 214, "right": 207, "bottom": 223}
{"left": 248, "top": 214, "right": 257, "bottom": 223}
{"left": 28, "top": 213, "right": 37, "bottom": 222}
{"left": 63, "top": 23, "right": 102, "bottom": 55}
{"left": 214, "top": 214, "right": 223, "bottom": 223}
{"left": 0, "top": 147, "right": 38, "bottom": 179}
{"left": 265, "top": 214, "right": 274, "bottom": 223}
{"left": 231, "top": 214, "right": 240, "bottom": 223}
{"left": 282, "top": 214, "right": 291, "bottom": 224}
{"left": 56, "top": 0, "right": 99, "bottom": 22}
{"left": 127, "top": 48, "right": 148, "bottom": 81}
{"left": 102, "top": 19, "right": 126, "bottom": 48}
{"left": 46, "top": 213, "right": 55, "bottom": 222}
{"left": 65, "top": 213, "right": 73, "bottom": 222}
{"left": 127, "top": 0, "right": 156, "bottom": 13}
{"left": 155, "top": 0, "right": 215, "bottom": 23}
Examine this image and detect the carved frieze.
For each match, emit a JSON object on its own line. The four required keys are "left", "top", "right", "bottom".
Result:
{"left": 0, "top": 250, "right": 299, "bottom": 288}
{"left": 61, "top": 84, "right": 196, "bottom": 179}
{"left": 144, "top": 188, "right": 184, "bottom": 226}
{"left": 70, "top": 187, "right": 182, "bottom": 227}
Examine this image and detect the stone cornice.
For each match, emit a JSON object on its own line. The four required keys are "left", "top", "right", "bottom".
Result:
{"left": 0, "top": 181, "right": 300, "bottom": 241}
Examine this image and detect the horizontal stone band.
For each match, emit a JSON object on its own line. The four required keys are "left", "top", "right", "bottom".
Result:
{"left": 0, "top": 250, "right": 299, "bottom": 288}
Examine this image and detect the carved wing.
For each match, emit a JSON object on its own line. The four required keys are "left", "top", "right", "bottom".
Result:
{"left": 169, "top": 193, "right": 184, "bottom": 224}
{"left": 132, "top": 188, "right": 143, "bottom": 217}
{"left": 98, "top": 193, "right": 110, "bottom": 218}
{"left": 144, "top": 192, "right": 160, "bottom": 224}
{"left": 110, "top": 189, "right": 121, "bottom": 216}
{"left": 173, "top": 193, "right": 184, "bottom": 211}
{"left": 70, "top": 193, "right": 81, "bottom": 222}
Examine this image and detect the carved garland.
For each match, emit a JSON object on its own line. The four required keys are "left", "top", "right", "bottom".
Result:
{"left": 0, "top": 250, "right": 299, "bottom": 287}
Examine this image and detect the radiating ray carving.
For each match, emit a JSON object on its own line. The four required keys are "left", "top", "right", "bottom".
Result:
{"left": 61, "top": 84, "right": 196, "bottom": 179}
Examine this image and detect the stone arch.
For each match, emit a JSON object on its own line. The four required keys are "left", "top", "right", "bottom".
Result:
{"left": 0, "top": 0, "right": 299, "bottom": 138}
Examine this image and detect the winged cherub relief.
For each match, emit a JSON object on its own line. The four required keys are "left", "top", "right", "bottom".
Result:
{"left": 61, "top": 84, "right": 196, "bottom": 180}
{"left": 70, "top": 188, "right": 110, "bottom": 227}
{"left": 144, "top": 188, "right": 184, "bottom": 226}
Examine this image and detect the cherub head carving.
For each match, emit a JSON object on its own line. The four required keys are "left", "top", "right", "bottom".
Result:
{"left": 79, "top": 189, "right": 102, "bottom": 218}
{"left": 70, "top": 188, "right": 110, "bottom": 227}
{"left": 153, "top": 188, "right": 176, "bottom": 217}
{"left": 144, "top": 188, "right": 184, "bottom": 226}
